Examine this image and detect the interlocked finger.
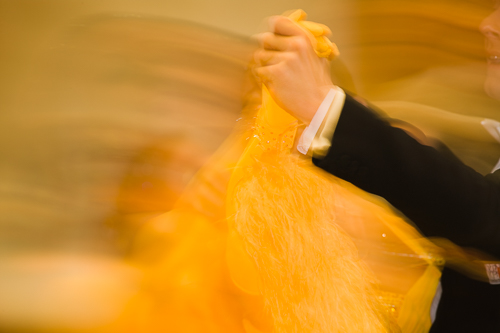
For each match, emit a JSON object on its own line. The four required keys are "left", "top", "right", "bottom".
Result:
{"left": 254, "top": 64, "right": 278, "bottom": 83}
{"left": 254, "top": 49, "right": 283, "bottom": 67}
{"left": 270, "top": 15, "right": 307, "bottom": 37}
{"left": 255, "top": 32, "right": 291, "bottom": 51}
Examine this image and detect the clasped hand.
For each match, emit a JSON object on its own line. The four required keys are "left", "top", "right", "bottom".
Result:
{"left": 253, "top": 15, "right": 335, "bottom": 124}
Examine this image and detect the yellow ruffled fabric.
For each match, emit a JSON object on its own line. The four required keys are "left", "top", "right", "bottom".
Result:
{"left": 226, "top": 10, "right": 442, "bottom": 333}
{"left": 118, "top": 10, "right": 462, "bottom": 333}
{"left": 49, "top": 10, "right": 500, "bottom": 333}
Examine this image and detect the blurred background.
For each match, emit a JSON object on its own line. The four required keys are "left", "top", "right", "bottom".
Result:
{"left": 1, "top": 0, "right": 499, "bottom": 331}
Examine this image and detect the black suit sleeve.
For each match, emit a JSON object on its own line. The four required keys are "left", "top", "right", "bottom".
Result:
{"left": 312, "top": 93, "right": 500, "bottom": 257}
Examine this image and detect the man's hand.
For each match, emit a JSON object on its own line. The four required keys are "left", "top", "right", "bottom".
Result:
{"left": 254, "top": 16, "right": 335, "bottom": 124}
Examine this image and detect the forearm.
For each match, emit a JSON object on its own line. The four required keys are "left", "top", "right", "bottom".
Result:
{"left": 312, "top": 94, "right": 500, "bottom": 257}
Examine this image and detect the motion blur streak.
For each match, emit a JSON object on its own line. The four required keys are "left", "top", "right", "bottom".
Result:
{"left": 0, "top": 5, "right": 251, "bottom": 332}
{"left": 0, "top": 0, "right": 499, "bottom": 332}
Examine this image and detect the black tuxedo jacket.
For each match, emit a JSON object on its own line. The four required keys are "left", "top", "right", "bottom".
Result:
{"left": 312, "top": 94, "right": 500, "bottom": 332}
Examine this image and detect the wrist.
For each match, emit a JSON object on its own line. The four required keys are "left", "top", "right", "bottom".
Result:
{"left": 301, "top": 85, "right": 336, "bottom": 124}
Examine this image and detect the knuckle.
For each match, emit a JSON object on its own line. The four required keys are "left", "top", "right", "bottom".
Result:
{"left": 262, "top": 32, "right": 273, "bottom": 41}
{"left": 254, "top": 49, "right": 265, "bottom": 61}
{"left": 272, "top": 16, "right": 287, "bottom": 28}
{"left": 262, "top": 32, "right": 273, "bottom": 48}
{"left": 295, "top": 36, "right": 308, "bottom": 49}
{"left": 289, "top": 36, "right": 307, "bottom": 51}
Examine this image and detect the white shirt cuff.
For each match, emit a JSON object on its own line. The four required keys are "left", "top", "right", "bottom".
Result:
{"left": 481, "top": 118, "right": 500, "bottom": 143}
{"left": 481, "top": 119, "right": 500, "bottom": 173}
{"left": 297, "top": 88, "right": 337, "bottom": 155}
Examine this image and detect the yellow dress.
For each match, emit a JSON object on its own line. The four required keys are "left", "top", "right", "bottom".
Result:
{"left": 225, "top": 10, "right": 442, "bottom": 333}
{"left": 225, "top": 87, "right": 443, "bottom": 332}
{"left": 123, "top": 10, "right": 447, "bottom": 333}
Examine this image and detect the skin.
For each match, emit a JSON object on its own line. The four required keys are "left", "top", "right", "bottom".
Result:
{"left": 481, "top": 5, "right": 500, "bottom": 100}
{"left": 256, "top": 10, "right": 500, "bottom": 125}
{"left": 254, "top": 16, "right": 334, "bottom": 124}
